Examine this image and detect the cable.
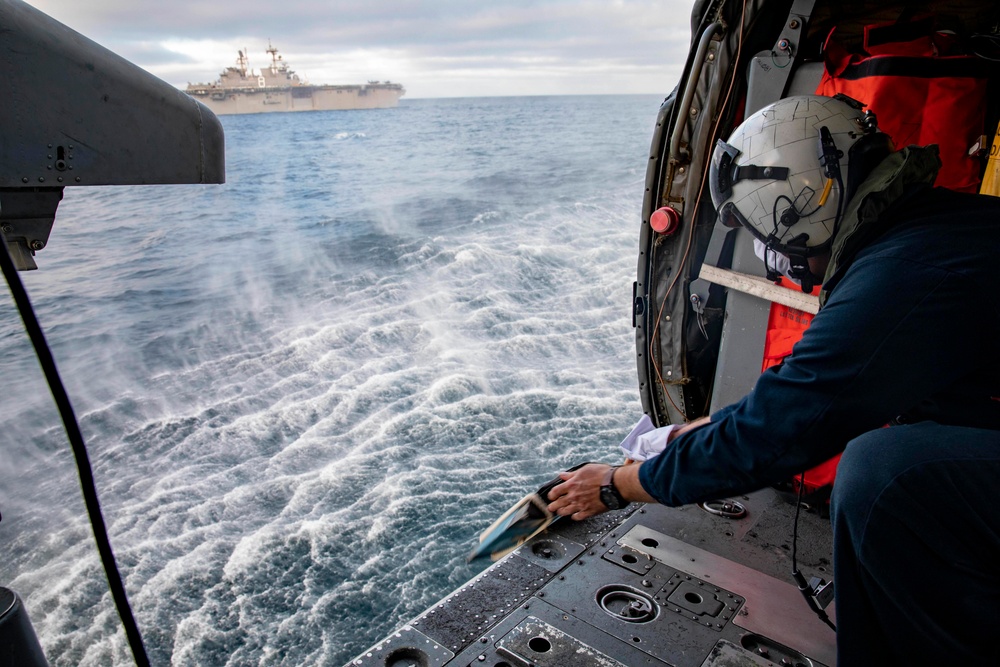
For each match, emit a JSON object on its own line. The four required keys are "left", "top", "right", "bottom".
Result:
{"left": 791, "top": 471, "right": 837, "bottom": 633}
{"left": 790, "top": 472, "right": 805, "bottom": 573}
{"left": 769, "top": 50, "right": 792, "bottom": 68}
{"left": 0, "top": 235, "right": 151, "bottom": 667}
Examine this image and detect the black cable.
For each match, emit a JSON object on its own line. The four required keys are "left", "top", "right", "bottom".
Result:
{"left": 791, "top": 471, "right": 806, "bottom": 573}
{"left": 770, "top": 194, "right": 792, "bottom": 240}
{"left": 0, "top": 236, "right": 150, "bottom": 667}
{"left": 791, "top": 471, "right": 837, "bottom": 633}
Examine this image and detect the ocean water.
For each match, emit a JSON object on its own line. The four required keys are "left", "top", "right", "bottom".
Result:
{"left": 0, "top": 94, "right": 663, "bottom": 666}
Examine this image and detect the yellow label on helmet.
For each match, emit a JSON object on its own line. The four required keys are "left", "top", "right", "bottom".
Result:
{"left": 981, "top": 122, "right": 1000, "bottom": 198}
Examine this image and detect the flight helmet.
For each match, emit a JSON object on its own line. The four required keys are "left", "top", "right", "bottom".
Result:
{"left": 709, "top": 94, "right": 892, "bottom": 290}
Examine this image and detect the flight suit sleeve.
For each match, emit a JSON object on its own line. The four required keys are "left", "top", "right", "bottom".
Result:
{"left": 638, "top": 252, "right": 986, "bottom": 506}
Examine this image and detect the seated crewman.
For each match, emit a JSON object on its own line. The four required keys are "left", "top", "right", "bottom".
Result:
{"left": 546, "top": 94, "right": 1000, "bottom": 666}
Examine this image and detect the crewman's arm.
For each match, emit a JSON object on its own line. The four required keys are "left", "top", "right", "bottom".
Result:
{"left": 546, "top": 416, "right": 711, "bottom": 519}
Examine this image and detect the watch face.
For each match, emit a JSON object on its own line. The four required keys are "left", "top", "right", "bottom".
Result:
{"left": 600, "top": 486, "right": 621, "bottom": 510}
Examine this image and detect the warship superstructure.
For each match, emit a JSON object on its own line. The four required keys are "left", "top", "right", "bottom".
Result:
{"left": 185, "top": 42, "right": 404, "bottom": 115}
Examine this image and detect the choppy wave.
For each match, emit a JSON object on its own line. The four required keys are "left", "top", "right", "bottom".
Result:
{"left": 0, "top": 95, "right": 663, "bottom": 666}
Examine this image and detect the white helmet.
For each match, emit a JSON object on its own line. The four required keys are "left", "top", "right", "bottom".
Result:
{"left": 710, "top": 95, "right": 891, "bottom": 289}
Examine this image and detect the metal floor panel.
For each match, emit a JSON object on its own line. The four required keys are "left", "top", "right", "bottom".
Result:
{"left": 349, "top": 492, "right": 836, "bottom": 667}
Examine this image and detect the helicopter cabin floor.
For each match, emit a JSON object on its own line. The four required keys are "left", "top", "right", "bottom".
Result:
{"left": 349, "top": 489, "right": 836, "bottom": 667}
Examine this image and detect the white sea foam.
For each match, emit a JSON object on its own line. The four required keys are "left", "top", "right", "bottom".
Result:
{"left": 0, "top": 95, "right": 662, "bottom": 666}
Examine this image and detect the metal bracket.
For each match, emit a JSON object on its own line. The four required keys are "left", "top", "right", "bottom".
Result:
{"left": 699, "top": 499, "right": 749, "bottom": 520}
{"left": 744, "top": 0, "right": 819, "bottom": 119}
{"left": 808, "top": 577, "right": 835, "bottom": 610}
{"left": 0, "top": 189, "right": 62, "bottom": 271}
{"left": 689, "top": 225, "right": 736, "bottom": 316}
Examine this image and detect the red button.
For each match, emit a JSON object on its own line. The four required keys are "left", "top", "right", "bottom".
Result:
{"left": 650, "top": 206, "right": 680, "bottom": 235}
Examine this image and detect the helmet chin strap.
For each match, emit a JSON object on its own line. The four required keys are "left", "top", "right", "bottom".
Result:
{"left": 780, "top": 234, "right": 816, "bottom": 293}
{"left": 786, "top": 252, "right": 816, "bottom": 293}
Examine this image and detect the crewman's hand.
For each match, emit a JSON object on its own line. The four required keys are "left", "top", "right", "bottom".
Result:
{"left": 545, "top": 463, "right": 612, "bottom": 520}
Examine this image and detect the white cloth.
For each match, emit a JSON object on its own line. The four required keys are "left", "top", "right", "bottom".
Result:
{"left": 753, "top": 238, "right": 800, "bottom": 284}
{"left": 618, "top": 414, "right": 681, "bottom": 462}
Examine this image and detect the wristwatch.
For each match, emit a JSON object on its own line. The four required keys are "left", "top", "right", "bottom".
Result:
{"left": 599, "top": 466, "right": 627, "bottom": 510}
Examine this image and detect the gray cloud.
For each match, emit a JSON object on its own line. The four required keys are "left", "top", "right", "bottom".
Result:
{"left": 25, "top": 0, "right": 692, "bottom": 97}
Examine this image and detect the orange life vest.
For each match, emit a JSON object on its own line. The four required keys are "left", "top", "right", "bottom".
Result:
{"left": 762, "top": 279, "right": 842, "bottom": 496}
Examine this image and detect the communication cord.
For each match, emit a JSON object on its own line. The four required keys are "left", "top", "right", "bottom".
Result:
{"left": 0, "top": 235, "right": 151, "bottom": 667}
{"left": 791, "top": 472, "right": 837, "bottom": 633}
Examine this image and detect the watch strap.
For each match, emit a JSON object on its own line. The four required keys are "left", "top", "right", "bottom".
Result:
{"left": 600, "top": 465, "right": 626, "bottom": 508}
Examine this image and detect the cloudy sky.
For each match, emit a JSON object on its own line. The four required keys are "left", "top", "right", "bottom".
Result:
{"left": 25, "top": 0, "right": 693, "bottom": 99}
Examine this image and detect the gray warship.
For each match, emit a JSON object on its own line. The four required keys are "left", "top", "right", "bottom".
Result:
{"left": 185, "top": 42, "right": 405, "bottom": 115}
